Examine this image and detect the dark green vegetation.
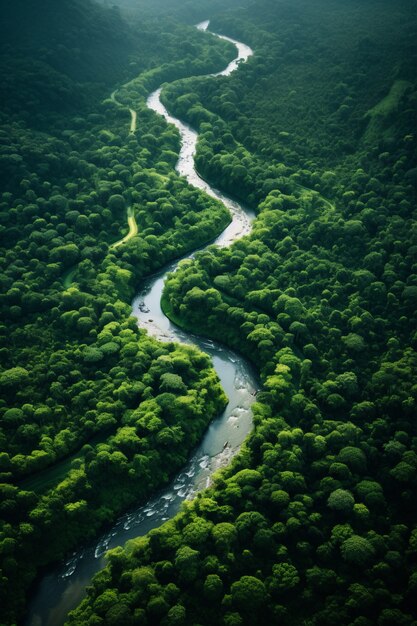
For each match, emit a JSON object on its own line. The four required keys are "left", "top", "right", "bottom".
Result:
{"left": 96, "top": 0, "right": 252, "bottom": 24}
{"left": 68, "top": 0, "right": 417, "bottom": 625}
{"left": 0, "top": 1, "right": 238, "bottom": 623}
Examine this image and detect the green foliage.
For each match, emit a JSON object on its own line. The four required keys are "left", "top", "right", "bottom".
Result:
{"left": 341, "top": 535, "right": 376, "bottom": 567}
{"left": 269, "top": 562, "right": 300, "bottom": 593}
{"left": 203, "top": 574, "right": 223, "bottom": 601}
{"left": 231, "top": 575, "right": 267, "bottom": 611}
{"left": 128, "top": 1, "right": 415, "bottom": 624}
{"left": 327, "top": 489, "right": 355, "bottom": 514}
{"left": 2, "top": 0, "right": 417, "bottom": 625}
{"left": 0, "top": 367, "right": 29, "bottom": 389}
{"left": 0, "top": 1, "right": 236, "bottom": 623}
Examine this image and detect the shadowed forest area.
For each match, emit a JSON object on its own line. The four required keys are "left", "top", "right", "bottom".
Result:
{"left": 1, "top": 0, "right": 416, "bottom": 624}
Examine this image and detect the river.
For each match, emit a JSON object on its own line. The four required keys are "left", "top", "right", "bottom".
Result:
{"left": 25, "top": 21, "right": 256, "bottom": 626}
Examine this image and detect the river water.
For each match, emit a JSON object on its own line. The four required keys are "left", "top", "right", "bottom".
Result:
{"left": 25, "top": 21, "right": 256, "bottom": 626}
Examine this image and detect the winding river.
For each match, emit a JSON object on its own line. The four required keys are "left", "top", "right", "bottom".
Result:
{"left": 25, "top": 21, "right": 256, "bottom": 626}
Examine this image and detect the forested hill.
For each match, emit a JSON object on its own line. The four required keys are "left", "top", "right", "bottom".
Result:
{"left": 0, "top": 0, "right": 132, "bottom": 81}
{"left": 207, "top": 0, "right": 417, "bottom": 169}
{"left": 95, "top": 0, "right": 252, "bottom": 23}
{"left": 0, "top": 0, "right": 135, "bottom": 120}
{"left": 0, "top": 0, "right": 205, "bottom": 123}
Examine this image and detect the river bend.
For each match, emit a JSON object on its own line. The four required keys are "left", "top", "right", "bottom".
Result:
{"left": 26, "top": 21, "right": 256, "bottom": 626}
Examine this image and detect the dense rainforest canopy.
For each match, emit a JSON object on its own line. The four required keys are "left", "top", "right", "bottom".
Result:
{"left": 1, "top": 0, "right": 416, "bottom": 625}
{"left": 0, "top": 0, "right": 235, "bottom": 621}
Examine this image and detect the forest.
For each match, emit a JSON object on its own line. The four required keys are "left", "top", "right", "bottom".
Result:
{"left": 1, "top": 0, "right": 416, "bottom": 625}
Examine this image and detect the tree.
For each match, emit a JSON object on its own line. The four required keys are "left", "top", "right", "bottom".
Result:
{"left": 355, "top": 480, "right": 385, "bottom": 510}
{"left": 268, "top": 562, "right": 300, "bottom": 597}
{"left": 338, "top": 446, "right": 367, "bottom": 473}
{"left": 224, "top": 612, "right": 243, "bottom": 626}
{"left": 341, "top": 535, "right": 375, "bottom": 566}
{"left": 174, "top": 546, "right": 199, "bottom": 583}
{"left": 105, "top": 602, "right": 133, "bottom": 626}
{"left": 108, "top": 194, "right": 125, "bottom": 212}
{"left": 164, "top": 604, "right": 186, "bottom": 625}
{"left": 342, "top": 333, "right": 366, "bottom": 352}
{"left": 327, "top": 489, "right": 355, "bottom": 514}
{"left": 94, "top": 589, "right": 119, "bottom": 616}
{"left": 159, "top": 373, "right": 187, "bottom": 395}
{"left": 0, "top": 367, "right": 29, "bottom": 389}
{"left": 306, "top": 566, "right": 339, "bottom": 592}
{"left": 2, "top": 408, "right": 24, "bottom": 427}
{"left": 203, "top": 574, "right": 223, "bottom": 601}
{"left": 212, "top": 522, "right": 237, "bottom": 553}
{"left": 182, "top": 517, "right": 212, "bottom": 548}
{"left": 147, "top": 595, "right": 169, "bottom": 621}
{"left": 270, "top": 490, "right": 290, "bottom": 510}
{"left": 231, "top": 575, "right": 267, "bottom": 611}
